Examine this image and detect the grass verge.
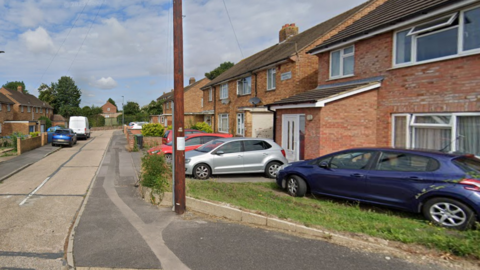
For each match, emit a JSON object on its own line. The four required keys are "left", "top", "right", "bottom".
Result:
{"left": 186, "top": 180, "right": 480, "bottom": 259}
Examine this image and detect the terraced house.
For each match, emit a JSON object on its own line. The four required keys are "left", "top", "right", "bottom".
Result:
{"left": 199, "top": 0, "right": 383, "bottom": 140}
{"left": 269, "top": 0, "right": 480, "bottom": 161}
{"left": 0, "top": 85, "right": 54, "bottom": 135}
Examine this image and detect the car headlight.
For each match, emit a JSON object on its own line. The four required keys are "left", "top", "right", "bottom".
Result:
{"left": 185, "top": 159, "right": 191, "bottom": 164}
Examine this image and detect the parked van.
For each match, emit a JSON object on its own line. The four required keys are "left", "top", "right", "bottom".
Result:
{"left": 69, "top": 116, "right": 90, "bottom": 139}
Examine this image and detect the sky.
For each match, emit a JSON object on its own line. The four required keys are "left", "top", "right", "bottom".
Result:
{"left": 0, "top": 0, "right": 366, "bottom": 109}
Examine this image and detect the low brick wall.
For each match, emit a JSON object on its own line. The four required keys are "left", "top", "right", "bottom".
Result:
{"left": 143, "top": 137, "right": 163, "bottom": 149}
{"left": 17, "top": 136, "right": 42, "bottom": 155}
{"left": 91, "top": 126, "right": 123, "bottom": 131}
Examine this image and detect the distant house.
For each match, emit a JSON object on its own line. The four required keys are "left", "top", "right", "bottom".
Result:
{"left": 100, "top": 100, "right": 122, "bottom": 126}
{"left": 269, "top": 0, "right": 480, "bottom": 161}
{"left": 0, "top": 85, "right": 54, "bottom": 135}
{"left": 155, "top": 90, "right": 173, "bottom": 126}
{"left": 52, "top": 114, "right": 68, "bottom": 128}
{"left": 0, "top": 92, "right": 14, "bottom": 136}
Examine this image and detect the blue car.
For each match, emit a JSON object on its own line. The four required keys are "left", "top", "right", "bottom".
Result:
{"left": 52, "top": 129, "right": 77, "bottom": 147}
{"left": 276, "top": 148, "right": 480, "bottom": 230}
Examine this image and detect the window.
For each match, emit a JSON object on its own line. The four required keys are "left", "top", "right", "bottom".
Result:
{"left": 244, "top": 140, "right": 272, "bottom": 151}
{"left": 36, "top": 107, "right": 38, "bottom": 113}
{"left": 237, "top": 113, "right": 245, "bottom": 136}
{"left": 237, "top": 77, "right": 251, "bottom": 95}
{"left": 220, "top": 83, "right": 228, "bottom": 99}
{"left": 218, "top": 141, "right": 242, "bottom": 154}
{"left": 330, "top": 45, "right": 354, "bottom": 78}
{"left": 267, "top": 68, "right": 276, "bottom": 90}
{"left": 171, "top": 101, "right": 173, "bottom": 109}
{"left": 329, "top": 151, "right": 374, "bottom": 170}
{"left": 209, "top": 88, "right": 212, "bottom": 101}
{"left": 392, "top": 113, "right": 480, "bottom": 156}
{"left": 218, "top": 114, "right": 229, "bottom": 133}
{"left": 46, "top": 108, "right": 49, "bottom": 114}
{"left": 166, "top": 102, "right": 169, "bottom": 109}
{"left": 394, "top": 6, "right": 480, "bottom": 66}
{"left": 21, "top": 106, "right": 24, "bottom": 113}
{"left": 185, "top": 137, "right": 202, "bottom": 146}
{"left": 7, "top": 104, "right": 10, "bottom": 111}
{"left": 201, "top": 98, "right": 204, "bottom": 108}
{"left": 107, "top": 107, "right": 110, "bottom": 112}
{"left": 0, "top": 123, "right": 2, "bottom": 133}
{"left": 28, "top": 106, "right": 31, "bottom": 112}
{"left": 376, "top": 152, "right": 439, "bottom": 172}
{"left": 0, "top": 103, "right": 2, "bottom": 111}
{"left": 40, "top": 108, "right": 43, "bottom": 113}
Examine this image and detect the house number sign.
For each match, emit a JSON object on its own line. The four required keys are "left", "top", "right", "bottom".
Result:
{"left": 281, "top": 71, "right": 292, "bottom": 81}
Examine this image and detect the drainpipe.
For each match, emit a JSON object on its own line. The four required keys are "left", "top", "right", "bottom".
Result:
{"left": 267, "top": 105, "right": 276, "bottom": 142}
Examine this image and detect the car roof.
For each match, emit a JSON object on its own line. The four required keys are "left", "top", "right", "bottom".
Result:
{"left": 211, "top": 137, "right": 275, "bottom": 143}
{"left": 186, "top": 133, "right": 228, "bottom": 138}
{"left": 337, "top": 147, "right": 468, "bottom": 158}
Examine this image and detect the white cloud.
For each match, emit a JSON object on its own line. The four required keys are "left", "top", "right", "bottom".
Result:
{"left": 20, "top": 27, "right": 55, "bottom": 54}
{"left": 89, "top": 76, "right": 118, "bottom": 89}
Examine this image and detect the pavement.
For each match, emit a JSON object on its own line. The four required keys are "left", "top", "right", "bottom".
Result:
{"left": 0, "top": 143, "right": 60, "bottom": 182}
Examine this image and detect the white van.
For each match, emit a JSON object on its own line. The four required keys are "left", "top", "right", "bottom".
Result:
{"left": 69, "top": 116, "right": 90, "bottom": 139}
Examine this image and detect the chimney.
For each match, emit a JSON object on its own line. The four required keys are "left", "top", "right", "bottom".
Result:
{"left": 189, "top": 77, "right": 196, "bottom": 85}
{"left": 17, "top": 85, "right": 23, "bottom": 93}
{"left": 279, "top": 23, "right": 299, "bottom": 43}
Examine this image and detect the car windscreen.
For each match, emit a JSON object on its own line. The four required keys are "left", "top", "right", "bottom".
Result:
{"left": 55, "top": 130, "right": 70, "bottom": 135}
{"left": 453, "top": 156, "right": 480, "bottom": 175}
{"left": 195, "top": 140, "right": 224, "bottom": 152}
{"left": 163, "top": 130, "right": 171, "bottom": 138}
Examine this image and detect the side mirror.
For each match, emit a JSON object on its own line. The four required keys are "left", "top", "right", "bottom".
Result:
{"left": 319, "top": 161, "right": 330, "bottom": 169}
{"left": 216, "top": 150, "right": 224, "bottom": 155}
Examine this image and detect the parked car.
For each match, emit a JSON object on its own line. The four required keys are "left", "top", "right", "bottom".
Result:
{"left": 162, "top": 129, "right": 205, "bottom": 144}
{"left": 47, "top": 126, "right": 63, "bottom": 133}
{"left": 148, "top": 133, "right": 233, "bottom": 163}
{"left": 69, "top": 116, "right": 90, "bottom": 139}
{"left": 276, "top": 147, "right": 480, "bottom": 230}
{"left": 52, "top": 129, "right": 77, "bottom": 147}
{"left": 185, "top": 137, "right": 288, "bottom": 180}
{"left": 130, "top": 122, "right": 148, "bottom": 129}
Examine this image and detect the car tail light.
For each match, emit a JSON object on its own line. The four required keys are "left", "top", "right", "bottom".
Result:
{"left": 281, "top": 149, "right": 286, "bottom": 157}
{"left": 460, "top": 179, "right": 480, "bottom": 191}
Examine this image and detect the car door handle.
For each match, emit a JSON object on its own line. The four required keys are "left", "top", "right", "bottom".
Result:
{"left": 409, "top": 176, "right": 423, "bottom": 181}
{"left": 350, "top": 173, "right": 364, "bottom": 178}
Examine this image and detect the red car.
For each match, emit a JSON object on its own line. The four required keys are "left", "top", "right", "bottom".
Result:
{"left": 149, "top": 133, "right": 233, "bottom": 163}
{"left": 162, "top": 129, "right": 205, "bottom": 144}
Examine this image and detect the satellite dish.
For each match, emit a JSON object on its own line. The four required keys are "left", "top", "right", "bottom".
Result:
{"left": 249, "top": 97, "right": 261, "bottom": 105}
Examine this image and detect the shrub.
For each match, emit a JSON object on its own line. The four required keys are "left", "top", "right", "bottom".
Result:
{"left": 39, "top": 116, "right": 52, "bottom": 129}
{"left": 30, "top": 132, "right": 40, "bottom": 138}
{"left": 166, "top": 125, "right": 172, "bottom": 131}
{"left": 11, "top": 132, "right": 25, "bottom": 151}
{"left": 141, "top": 152, "right": 171, "bottom": 200}
{"left": 142, "top": 123, "right": 164, "bottom": 137}
{"left": 191, "top": 122, "right": 213, "bottom": 133}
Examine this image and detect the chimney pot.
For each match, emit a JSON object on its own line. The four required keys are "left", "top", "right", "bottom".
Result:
{"left": 189, "top": 77, "right": 196, "bottom": 85}
{"left": 17, "top": 85, "right": 23, "bottom": 93}
{"left": 279, "top": 23, "right": 299, "bottom": 43}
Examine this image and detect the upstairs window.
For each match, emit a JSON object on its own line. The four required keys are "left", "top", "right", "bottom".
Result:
{"left": 21, "top": 106, "right": 24, "bottom": 113}
{"left": 36, "top": 107, "right": 38, "bottom": 113}
{"left": 40, "top": 108, "right": 43, "bottom": 113}
{"left": 395, "top": 6, "right": 480, "bottom": 65}
{"left": 208, "top": 88, "right": 212, "bottom": 101}
{"left": 0, "top": 103, "right": 2, "bottom": 111}
{"left": 7, "top": 104, "right": 10, "bottom": 111}
{"left": 330, "top": 45, "right": 354, "bottom": 78}
{"left": 267, "top": 68, "right": 276, "bottom": 90}
{"left": 237, "top": 77, "right": 251, "bottom": 95}
{"left": 220, "top": 83, "right": 229, "bottom": 99}
{"left": 28, "top": 106, "right": 31, "bottom": 112}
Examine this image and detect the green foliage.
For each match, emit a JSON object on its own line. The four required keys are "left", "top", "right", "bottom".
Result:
{"left": 40, "top": 76, "right": 81, "bottom": 117}
{"left": 132, "top": 136, "right": 139, "bottom": 152}
{"left": 143, "top": 100, "right": 163, "bottom": 115}
{"left": 141, "top": 152, "right": 171, "bottom": 196}
{"left": 29, "top": 132, "right": 40, "bottom": 138}
{"left": 38, "top": 116, "right": 52, "bottom": 129}
{"left": 88, "top": 114, "right": 105, "bottom": 127}
{"left": 205, "top": 61, "right": 235, "bottom": 80}
{"left": 123, "top": 101, "right": 140, "bottom": 115}
{"left": 38, "top": 83, "right": 55, "bottom": 104}
{"left": 190, "top": 122, "right": 213, "bottom": 133}
{"left": 167, "top": 125, "right": 172, "bottom": 130}
{"left": 141, "top": 123, "right": 165, "bottom": 137}
{"left": 2, "top": 81, "right": 28, "bottom": 94}
{"left": 10, "top": 132, "right": 25, "bottom": 151}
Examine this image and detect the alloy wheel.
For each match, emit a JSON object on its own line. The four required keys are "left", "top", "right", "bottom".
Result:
{"left": 195, "top": 165, "right": 209, "bottom": 179}
{"left": 429, "top": 202, "right": 467, "bottom": 227}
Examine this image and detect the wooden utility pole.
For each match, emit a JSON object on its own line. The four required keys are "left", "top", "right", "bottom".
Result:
{"left": 173, "top": 0, "right": 186, "bottom": 214}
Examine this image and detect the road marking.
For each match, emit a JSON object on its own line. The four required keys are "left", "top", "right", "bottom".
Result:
{"left": 19, "top": 177, "right": 50, "bottom": 206}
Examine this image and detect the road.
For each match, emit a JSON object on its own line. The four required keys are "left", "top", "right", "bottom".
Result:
{"left": 0, "top": 130, "right": 453, "bottom": 270}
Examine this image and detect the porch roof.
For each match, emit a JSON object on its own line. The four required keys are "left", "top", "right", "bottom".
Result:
{"left": 267, "top": 76, "right": 383, "bottom": 109}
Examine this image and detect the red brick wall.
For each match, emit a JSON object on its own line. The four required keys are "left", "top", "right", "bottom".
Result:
{"left": 102, "top": 102, "right": 117, "bottom": 114}
{"left": 0, "top": 103, "right": 14, "bottom": 135}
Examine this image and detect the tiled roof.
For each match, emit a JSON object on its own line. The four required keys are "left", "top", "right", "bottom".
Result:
{"left": 202, "top": 0, "right": 373, "bottom": 89}
{"left": 0, "top": 92, "right": 14, "bottom": 104}
{"left": 310, "top": 0, "right": 458, "bottom": 52}
{"left": 268, "top": 76, "right": 384, "bottom": 106}
{"left": 165, "top": 78, "right": 209, "bottom": 101}
{"left": 52, "top": 114, "right": 66, "bottom": 121}
{"left": 156, "top": 91, "right": 173, "bottom": 102}
{"left": 1, "top": 87, "right": 53, "bottom": 108}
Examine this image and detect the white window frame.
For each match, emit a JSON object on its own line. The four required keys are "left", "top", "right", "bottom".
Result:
{"left": 220, "top": 83, "right": 229, "bottom": 99}
{"left": 209, "top": 88, "right": 212, "bottom": 101}
{"left": 40, "top": 107, "right": 43, "bottom": 113}
{"left": 201, "top": 98, "right": 204, "bottom": 108}
{"left": 267, "top": 68, "right": 276, "bottom": 91}
{"left": 236, "top": 113, "right": 245, "bottom": 136}
{"left": 218, "top": 113, "right": 229, "bottom": 133}
{"left": 46, "top": 108, "right": 49, "bottom": 114}
{"left": 28, "top": 106, "right": 31, "bottom": 112}
{"left": 329, "top": 45, "right": 355, "bottom": 79}
{"left": 392, "top": 112, "right": 480, "bottom": 154}
{"left": 393, "top": 5, "right": 480, "bottom": 67}
{"left": 7, "top": 104, "right": 10, "bottom": 112}
{"left": 237, "top": 77, "right": 251, "bottom": 96}
{"left": 36, "top": 107, "right": 38, "bottom": 113}
{"left": 21, "top": 106, "right": 24, "bottom": 112}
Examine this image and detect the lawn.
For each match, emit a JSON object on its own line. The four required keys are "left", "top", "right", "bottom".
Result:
{"left": 186, "top": 180, "right": 480, "bottom": 259}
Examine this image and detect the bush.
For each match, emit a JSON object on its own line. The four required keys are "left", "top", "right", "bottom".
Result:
{"left": 11, "top": 132, "right": 25, "bottom": 151}
{"left": 141, "top": 152, "right": 171, "bottom": 199}
{"left": 30, "top": 132, "right": 40, "bottom": 138}
{"left": 88, "top": 114, "right": 105, "bottom": 127}
{"left": 142, "top": 123, "right": 164, "bottom": 137}
{"left": 39, "top": 116, "right": 52, "bottom": 129}
{"left": 191, "top": 122, "right": 213, "bottom": 133}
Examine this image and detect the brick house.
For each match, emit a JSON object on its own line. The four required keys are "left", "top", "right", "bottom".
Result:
{"left": 0, "top": 86, "right": 54, "bottom": 135}
{"left": 269, "top": 0, "right": 480, "bottom": 162}
{"left": 0, "top": 92, "right": 14, "bottom": 136}
{"left": 155, "top": 77, "right": 211, "bottom": 127}
{"left": 100, "top": 100, "right": 121, "bottom": 126}
{"left": 200, "top": 0, "right": 382, "bottom": 138}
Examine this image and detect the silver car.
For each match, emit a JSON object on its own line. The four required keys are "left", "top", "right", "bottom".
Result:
{"left": 185, "top": 137, "right": 288, "bottom": 179}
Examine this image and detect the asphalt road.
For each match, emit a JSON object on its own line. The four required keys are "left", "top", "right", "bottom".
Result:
{"left": 72, "top": 131, "right": 448, "bottom": 270}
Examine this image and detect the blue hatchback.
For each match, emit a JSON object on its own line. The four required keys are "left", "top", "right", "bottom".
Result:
{"left": 52, "top": 129, "right": 77, "bottom": 147}
{"left": 276, "top": 148, "right": 480, "bottom": 230}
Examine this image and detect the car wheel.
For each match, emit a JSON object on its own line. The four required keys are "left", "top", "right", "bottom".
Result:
{"left": 286, "top": 175, "right": 307, "bottom": 197}
{"left": 193, "top": 164, "right": 211, "bottom": 180}
{"left": 265, "top": 161, "right": 281, "bottom": 178}
{"left": 165, "top": 154, "right": 173, "bottom": 164}
{"left": 423, "top": 197, "right": 475, "bottom": 230}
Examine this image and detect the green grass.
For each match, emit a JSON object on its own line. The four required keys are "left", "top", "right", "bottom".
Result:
{"left": 186, "top": 180, "right": 480, "bottom": 259}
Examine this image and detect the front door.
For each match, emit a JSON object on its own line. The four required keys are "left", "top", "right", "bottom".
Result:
{"left": 237, "top": 113, "right": 245, "bottom": 136}
{"left": 282, "top": 115, "right": 300, "bottom": 162}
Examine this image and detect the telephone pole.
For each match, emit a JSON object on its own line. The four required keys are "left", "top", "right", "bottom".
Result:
{"left": 173, "top": 0, "right": 185, "bottom": 214}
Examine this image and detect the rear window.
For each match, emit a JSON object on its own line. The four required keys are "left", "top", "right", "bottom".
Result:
{"left": 376, "top": 152, "right": 439, "bottom": 172}
{"left": 453, "top": 157, "right": 480, "bottom": 174}
{"left": 55, "top": 130, "right": 70, "bottom": 134}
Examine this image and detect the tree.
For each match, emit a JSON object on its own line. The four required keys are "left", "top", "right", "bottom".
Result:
{"left": 143, "top": 100, "right": 163, "bottom": 115}
{"left": 205, "top": 61, "right": 234, "bottom": 80}
{"left": 2, "top": 81, "right": 29, "bottom": 94}
{"left": 123, "top": 101, "right": 140, "bottom": 115}
{"left": 107, "top": 98, "right": 118, "bottom": 110}
{"left": 38, "top": 83, "right": 55, "bottom": 105}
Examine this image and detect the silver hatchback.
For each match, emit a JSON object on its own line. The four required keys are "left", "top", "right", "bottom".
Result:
{"left": 185, "top": 137, "right": 288, "bottom": 179}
